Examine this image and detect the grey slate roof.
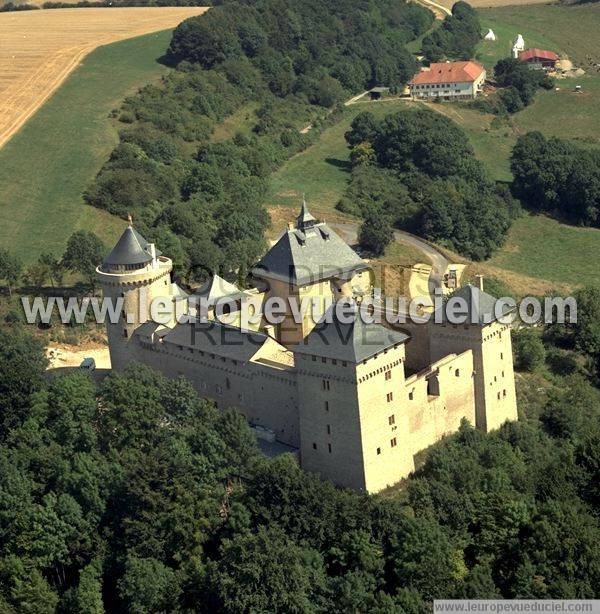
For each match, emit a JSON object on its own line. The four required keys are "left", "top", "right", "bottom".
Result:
{"left": 163, "top": 320, "right": 267, "bottom": 363}
{"left": 437, "top": 284, "right": 514, "bottom": 325}
{"left": 294, "top": 305, "right": 409, "bottom": 363}
{"left": 103, "top": 226, "right": 161, "bottom": 266}
{"left": 195, "top": 274, "right": 247, "bottom": 305}
{"left": 252, "top": 203, "right": 367, "bottom": 285}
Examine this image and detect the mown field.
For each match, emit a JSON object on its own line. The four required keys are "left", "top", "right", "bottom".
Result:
{"left": 270, "top": 2, "right": 600, "bottom": 290}
{"left": 0, "top": 29, "right": 178, "bottom": 262}
{"left": 0, "top": 7, "right": 207, "bottom": 150}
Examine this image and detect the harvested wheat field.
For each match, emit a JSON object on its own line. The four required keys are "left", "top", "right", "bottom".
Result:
{"left": 0, "top": 7, "right": 208, "bottom": 149}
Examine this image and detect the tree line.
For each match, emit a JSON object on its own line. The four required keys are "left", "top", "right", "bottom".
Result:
{"left": 511, "top": 131, "right": 600, "bottom": 227}
{"left": 1, "top": 289, "right": 600, "bottom": 610}
{"left": 86, "top": 0, "right": 432, "bottom": 283}
{"left": 0, "top": 231, "right": 106, "bottom": 303}
{"left": 341, "top": 108, "right": 519, "bottom": 259}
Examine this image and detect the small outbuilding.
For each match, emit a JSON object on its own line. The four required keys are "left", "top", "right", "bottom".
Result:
{"left": 484, "top": 29, "right": 496, "bottom": 41}
{"left": 368, "top": 86, "right": 390, "bottom": 100}
{"left": 519, "top": 48, "right": 559, "bottom": 70}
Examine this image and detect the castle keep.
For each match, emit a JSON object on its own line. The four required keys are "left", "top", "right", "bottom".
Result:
{"left": 97, "top": 203, "right": 518, "bottom": 493}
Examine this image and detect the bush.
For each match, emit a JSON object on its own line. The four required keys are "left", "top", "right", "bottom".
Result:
{"left": 513, "top": 329, "right": 546, "bottom": 372}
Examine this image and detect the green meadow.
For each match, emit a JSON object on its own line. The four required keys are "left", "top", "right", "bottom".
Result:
{"left": 0, "top": 29, "right": 176, "bottom": 263}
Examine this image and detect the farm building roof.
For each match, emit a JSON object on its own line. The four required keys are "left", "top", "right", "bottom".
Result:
{"left": 409, "top": 61, "right": 485, "bottom": 85}
{"left": 519, "top": 48, "right": 559, "bottom": 62}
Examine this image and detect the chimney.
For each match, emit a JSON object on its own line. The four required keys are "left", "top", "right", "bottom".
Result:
{"left": 287, "top": 222, "right": 294, "bottom": 230}
{"left": 475, "top": 274, "right": 484, "bottom": 291}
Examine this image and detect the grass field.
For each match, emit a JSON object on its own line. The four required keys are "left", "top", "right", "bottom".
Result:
{"left": 210, "top": 103, "right": 260, "bottom": 143}
{"left": 485, "top": 214, "right": 600, "bottom": 292}
{"left": 0, "top": 7, "right": 207, "bottom": 150}
{"left": 268, "top": 101, "right": 428, "bottom": 214}
{"left": 0, "top": 29, "right": 179, "bottom": 262}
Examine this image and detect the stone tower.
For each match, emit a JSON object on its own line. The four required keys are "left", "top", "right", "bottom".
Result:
{"left": 251, "top": 200, "right": 372, "bottom": 347}
{"left": 293, "top": 305, "right": 410, "bottom": 492}
{"left": 96, "top": 223, "right": 174, "bottom": 370}
{"left": 428, "top": 284, "right": 518, "bottom": 431}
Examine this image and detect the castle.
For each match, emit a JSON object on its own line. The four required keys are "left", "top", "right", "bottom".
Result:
{"left": 97, "top": 203, "right": 518, "bottom": 493}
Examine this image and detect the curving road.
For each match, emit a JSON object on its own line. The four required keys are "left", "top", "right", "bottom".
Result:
{"left": 331, "top": 221, "right": 449, "bottom": 295}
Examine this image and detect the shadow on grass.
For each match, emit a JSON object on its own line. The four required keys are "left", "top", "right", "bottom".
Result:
{"left": 325, "top": 157, "right": 351, "bottom": 171}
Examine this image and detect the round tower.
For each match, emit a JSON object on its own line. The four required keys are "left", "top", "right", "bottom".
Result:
{"left": 96, "top": 223, "right": 173, "bottom": 371}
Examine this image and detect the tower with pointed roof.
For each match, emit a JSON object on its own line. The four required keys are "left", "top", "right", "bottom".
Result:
{"left": 96, "top": 222, "right": 175, "bottom": 370}
{"left": 252, "top": 199, "right": 373, "bottom": 346}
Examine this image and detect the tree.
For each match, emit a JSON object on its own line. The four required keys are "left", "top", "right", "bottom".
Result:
{"left": 571, "top": 286, "right": 600, "bottom": 359}
{"left": 38, "top": 253, "right": 64, "bottom": 288}
{"left": 345, "top": 112, "right": 378, "bottom": 147}
{"left": 388, "top": 515, "right": 466, "bottom": 600}
{"left": 23, "top": 262, "right": 49, "bottom": 289}
{"left": 421, "top": 1, "right": 481, "bottom": 61}
{"left": 0, "top": 328, "right": 47, "bottom": 438}
{"left": 358, "top": 208, "right": 394, "bottom": 256}
{"left": 512, "top": 329, "right": 545, "bottom": 372}
{"left": 350, "top": 142, "right": 376, "bottom": 167}
{"left": 214, "top": 526, "right": 327, "bottom": 613}
{"left": 0, "top": 249, "right": 22, "bottom": 297}
{"left": 62, "top": 231, "right": 105, "bottom": 290}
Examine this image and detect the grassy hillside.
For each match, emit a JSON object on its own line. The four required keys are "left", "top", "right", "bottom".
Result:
{"left": 270, "top": 3, "right": 600, "bottom": 290}
{"left": 0, "top": 29, "right": 176, "bottom": 263}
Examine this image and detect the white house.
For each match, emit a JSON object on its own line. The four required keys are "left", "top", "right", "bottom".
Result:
{"left": 409, "top": 61, "right": 486, "bottom": 101}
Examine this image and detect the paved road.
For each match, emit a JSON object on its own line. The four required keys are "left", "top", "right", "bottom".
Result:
{"left": 331, "top": 221, "right": 449, "bottom": 295}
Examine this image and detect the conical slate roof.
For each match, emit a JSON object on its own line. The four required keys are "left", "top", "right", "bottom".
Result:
{"left": 294, "top": 304, "right": 408, "bottom": 363}
{"left": 103, "top": 226, "right": 160, "bottom": 266}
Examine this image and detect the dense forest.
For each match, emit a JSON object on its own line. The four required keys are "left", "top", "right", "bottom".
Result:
{"left": 1, "top": 281, "right": 600, "bottom": 611}
{"left": 511, "top": 131, "right": 600, "bottom": 226}
{"left": 85, "top": 0, "right": 432, "bottom": 281}
{"left": 340, "top": 108, "right": 519, "bottom": 259}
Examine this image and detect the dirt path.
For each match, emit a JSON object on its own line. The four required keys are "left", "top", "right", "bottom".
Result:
{"left": 0, "top": 7, "right": 208, "bottom": 150}
{"left": 413, "top": 0, "right": 451, "bottom": 19}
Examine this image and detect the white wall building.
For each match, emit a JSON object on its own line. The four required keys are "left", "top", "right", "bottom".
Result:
{"left": 409, "top": 61, "right": 486, "bottom": 100}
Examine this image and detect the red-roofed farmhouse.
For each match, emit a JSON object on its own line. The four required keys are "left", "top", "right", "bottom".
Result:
{"left": 409, "top": 61, "right": 486, "bottom": 100}
{"left": 519, "top": 48, "right": 559, "bottom": 70}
